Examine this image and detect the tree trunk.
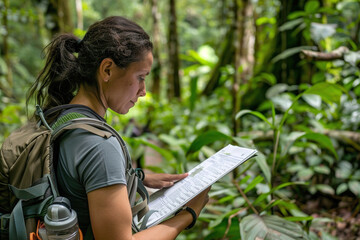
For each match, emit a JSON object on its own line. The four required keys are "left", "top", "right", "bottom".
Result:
{"left": 58, "top": 0, "right": 73, "bottom": 33}
{"left": 47, "top": 0, "right": 73, "bottom": 36}
{"left": 354, "top": 15, "right": 360, "bottom": 47}
{"left": 271, "top": 0, "right": 305, "bottom": 85}
{"left": 219, "top": 0, "right": 227, "bottom": 29}
{"left": 36, "top": 4, "right": 50, "bottom": 47}
{"left": 75, "top": 0, "right": 83, "bottom": 30}
{"left": 232, "top": 0, "right": 242, "bottom": 135}
{"left": 1, "top": 0, "right": 13, "bottom": 99}
{"left": 232, "top": 0, "right": 255, "bottom": 135}
{"left": 202, "top": 26, "right": 235, "bottom": 96}
{"left": 167, "top": 0, "right": 181, "bottom": 99}
{"left": 150, "top": 0, "right": 162, "bottom": 98}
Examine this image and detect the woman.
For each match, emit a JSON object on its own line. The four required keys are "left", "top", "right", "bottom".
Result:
{"left": 27, "top": 16, "right": 209, "bottom": 239}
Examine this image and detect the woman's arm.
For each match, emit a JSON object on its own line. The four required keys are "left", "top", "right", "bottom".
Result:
{"left": 88, "top": 184, "right": 209, "bottom": 240}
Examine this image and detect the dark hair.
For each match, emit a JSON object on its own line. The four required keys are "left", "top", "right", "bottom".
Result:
{"left": 27, "top": 16, "right": 153, "bottom": 116}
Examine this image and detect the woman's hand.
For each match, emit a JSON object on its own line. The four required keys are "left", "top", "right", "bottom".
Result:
{"left": 143, "top": 172, "right": 188, "bottom": 189}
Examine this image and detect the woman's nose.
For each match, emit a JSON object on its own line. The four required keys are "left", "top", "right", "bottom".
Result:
{"left": 138, "top": 82, "right": 146, "bottom": 97}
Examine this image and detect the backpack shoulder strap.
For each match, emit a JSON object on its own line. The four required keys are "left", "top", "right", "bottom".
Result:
{"left": 51, "top": 117, "right": 151, "bottom": 232}
{"left": 51, "top": 118, "right": 130, "bottom": 167}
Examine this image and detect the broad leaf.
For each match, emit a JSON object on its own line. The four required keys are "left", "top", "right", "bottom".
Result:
{"left": 138, "top": 139, "right": 174, "bottom": 162}
{"left": 254, "top": 153, "right": 271, "bottom": 184}
{"left": 259, "top": 72, "right": 277, "bottom": 85}
{"left": 310, "top": 23, "right": 336, "bottom": 44}
{"left": 235, "top": 110, "right": 273, "bottom": 128}
{"left": 159, "top": 134, "right": 186, "bottom": 147}
{"left": 240, "top": 214, "right": 309, "bottom": 239}
{"left": 314, "top": 165, "right": 330, "bottom": 174}
{"left": 254, "top": 182, "right": 306, "bottom": 206}
{"left": 297, "top": 133, "right": 338, "bottom": 159}
{"left": 349, "top": 181, "right": 360, "bottom": 197}
{"left": 344, "top": 51, "right": 360, "bottom": 67}
{"left": 298, "top": 168, "right": 314, "bottom": 181}
{"left": 186, "top": 130, "right": 232, "bottom": 155}
{"left": 336, "top": 183, "right": 348, "bottom": 195}
{"left": 187, "top": 48, "right": 215, "bottom": 66}
{"left": 266, "top": 83, "right": 289, "bottom": 98}
{"left": 272, "top": 46, "right": 315, "bottom": 63}
{"left": 279, "top": 18, "right": 304, "bottom": 31}
{"left": 316, "top": 184, "right": 335, "bottom": 195}
{"left": 270, "top": 94, "right": 293, "bottom": 112}
{"left": 302, "top": 94, "right": 321, "bottom": 109}
{"left": 281, "top": 131, "right": 306, "bottom": 157}
{"left": 304, "top": 82, "right": 344, "bottom": 105}
{"left": 288, "top": 11, "right": 306, "bottom": 20}
{"left": 335, "top": 161, "right": 352, "bottom": 179}
{"left": 239, "top": 175, "right": 251, "bottom": 185}
{"left": 244, "top": 176, "right": 264, "bottom": 194}
{"left": 305, "top": 0, "right": 320, "bottom": 13}
{"left": 198, "top": 45, "right": 218, "bottom": 64}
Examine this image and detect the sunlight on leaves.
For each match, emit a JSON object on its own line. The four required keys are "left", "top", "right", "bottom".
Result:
{"left": 302, "top": 94, "right": 322, "bottom": 109}
{"left": 310, "top": 23, "right": 337, "bottom": 44}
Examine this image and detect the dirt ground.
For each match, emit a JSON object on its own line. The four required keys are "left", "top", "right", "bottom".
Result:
{"left": 302, "top": 196, "right": 360, "bottom": 239}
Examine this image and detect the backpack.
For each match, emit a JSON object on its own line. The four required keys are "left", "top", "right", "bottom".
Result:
{"left": 0, "top": 105, "right": 150, "bottom": 240}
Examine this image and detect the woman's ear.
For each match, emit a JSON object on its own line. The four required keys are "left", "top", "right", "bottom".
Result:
{"left": 98, "top": 58, "right": 114, "bottom": 82}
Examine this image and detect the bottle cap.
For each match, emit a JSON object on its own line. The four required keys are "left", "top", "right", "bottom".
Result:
{"left": 44, "top": 197, "right": 78, "bottom": 231}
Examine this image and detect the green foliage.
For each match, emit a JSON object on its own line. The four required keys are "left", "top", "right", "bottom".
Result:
{"left": 187, "top": 130, "right": 232, "bottom": 155}
{"left": 0, "top": 103, "right": 27, "bottom": 144}
{"left": 2, "top": 0, "right": 360, "bottom": 239}
{"left": 240, "top": 215, "right": 309, "bottom": 239}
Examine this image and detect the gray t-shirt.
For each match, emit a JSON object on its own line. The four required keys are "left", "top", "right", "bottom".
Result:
{"left": 56, "top": 107, "right": 127, "bottom": 233}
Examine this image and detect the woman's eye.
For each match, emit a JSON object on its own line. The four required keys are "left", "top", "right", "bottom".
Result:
{"left": 138, "top": 76, "right": 145, "bottom": 81}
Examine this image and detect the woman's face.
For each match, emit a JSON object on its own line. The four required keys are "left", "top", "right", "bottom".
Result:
{"left": 103, "top": 51, "right": 153, "bottom": 114}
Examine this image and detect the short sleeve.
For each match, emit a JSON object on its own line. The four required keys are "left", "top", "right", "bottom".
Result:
{"left": 78, "top": 136, "right": 128, "bottom": 193}
{"left": 58, "top": 129, "right": 127, "bottom": 195}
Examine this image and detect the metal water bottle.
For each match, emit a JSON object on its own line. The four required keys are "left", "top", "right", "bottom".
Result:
{"left": 44, "top": 197, "right": 80, "bottom": 240}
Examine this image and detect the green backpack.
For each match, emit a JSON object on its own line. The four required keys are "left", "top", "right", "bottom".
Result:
{"left": 0, "top": 105, "right": 150, "bottom": 240}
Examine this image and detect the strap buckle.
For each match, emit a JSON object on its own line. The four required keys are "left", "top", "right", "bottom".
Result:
{"left": 135, "top": 168, "right": 145, "bottom": 181}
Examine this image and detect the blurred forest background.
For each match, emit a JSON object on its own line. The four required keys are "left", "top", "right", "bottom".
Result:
{"left": 1, "top": 0, "right": 360, "bottom": 239}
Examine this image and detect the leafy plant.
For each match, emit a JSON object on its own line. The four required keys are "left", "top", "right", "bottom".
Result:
{"left": 240, "top": 215, "right": 309, "bottom": 239}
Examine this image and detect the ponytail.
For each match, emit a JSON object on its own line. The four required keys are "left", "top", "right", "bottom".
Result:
{"left": 27, "top": 16, "right": 153, "bottom": 120}
{"left": 27, "top": 33, "right": 81, "bottom": 115}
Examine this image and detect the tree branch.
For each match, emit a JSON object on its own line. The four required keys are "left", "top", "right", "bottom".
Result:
{"left": 221, "top": 207, "right": 248, "bottom": 240}
{"left": 232, "top": 179, "right": 258, "bottom": 215}
{"left": 301, "top": 46, "right": 349, "bottom": 61}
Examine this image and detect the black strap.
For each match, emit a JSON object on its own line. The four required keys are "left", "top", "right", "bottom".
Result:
{"left": 175, "top": 206, "right": 197, "bottom": 230}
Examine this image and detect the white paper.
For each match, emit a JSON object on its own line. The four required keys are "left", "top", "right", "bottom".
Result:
{"left": 141, "top": 144, "right": 257, "bottom": 228}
